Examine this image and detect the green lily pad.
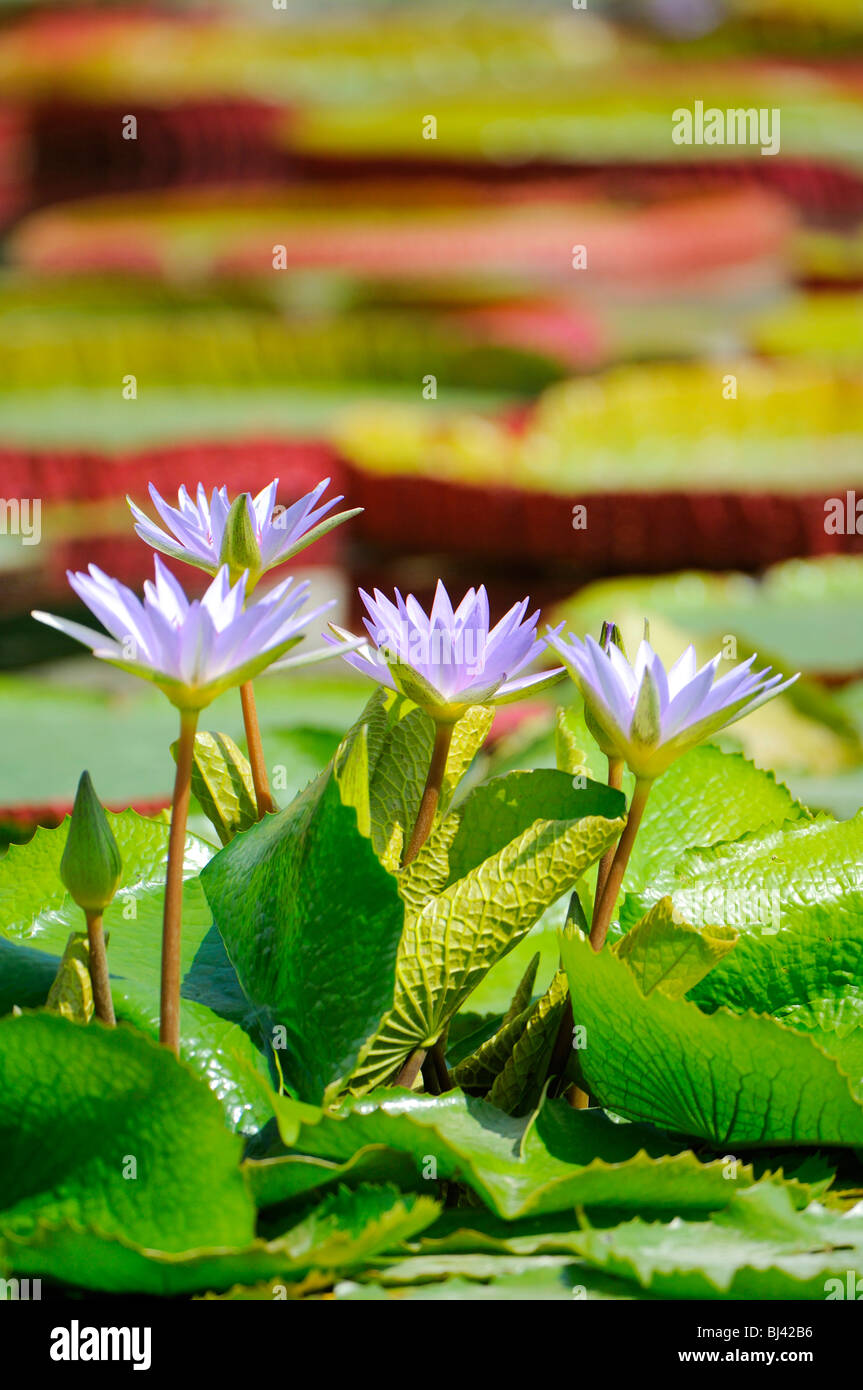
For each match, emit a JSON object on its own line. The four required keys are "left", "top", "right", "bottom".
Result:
{"left": 561, "top": 930, "right": 863, "bottom": 1146}
{"left": 614, "top": 897, "right": 738, "bottom": 1000}
{"left": 265, "top": 1088, "right": 792, "bottom": 1219}
{"left": 623, "top": 813, "right": 863, "bottom": 1085}
{"left": 0, "top": 1012, "right": 253, "bottom": 1255}
{"left": 1, "top": 1177, "right": 438, "bottom": 1298}
{"left": 568, "top": 1183, "right": 863, "bottom": 1300}
{"left": 621, "top": 744, "right": 807, "bottom": 895}
{"left": 332, "top": 1263, "right": 636, "bottom": 1300}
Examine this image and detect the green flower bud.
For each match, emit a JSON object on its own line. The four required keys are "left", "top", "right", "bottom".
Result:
{"left": 60, "top": 772, "right": 123, "bottom": 914}
{"left": 218, "top": 493, "right": 263, "bottom": 589}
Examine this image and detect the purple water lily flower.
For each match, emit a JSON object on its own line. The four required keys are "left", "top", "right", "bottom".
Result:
{"left": 330, "top": 581, "right": 565, "bottom": 723}
{"left": 127, "top": 478, "right": 360, "bottom": 588}
{"left": 33, "top": 556, "right": 338, "bottom": 711}
{"left": 548, "top": 629, "right": 798, "bottom": 781}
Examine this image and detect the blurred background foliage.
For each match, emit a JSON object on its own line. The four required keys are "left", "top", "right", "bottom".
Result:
{"left": 0, "top": 0, "right": 862, "bottom": 835}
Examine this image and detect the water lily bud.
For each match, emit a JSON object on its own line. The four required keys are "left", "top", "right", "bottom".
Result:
{"left": 60, "top": 772, "right": 122, "bottom": 914}
{"left": 218, "top": 493, "right": 263, "bottom": 588}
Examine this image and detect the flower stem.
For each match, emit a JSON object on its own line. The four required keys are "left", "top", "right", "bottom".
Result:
{"left": 594, "top": 756, "right": 624, "bottom": 907}
{"left": 567, "top": 1084, "right": 590, "bottom": 1109}
{"left": 160, "top": 708, "right": 198, "bottom": 1055}
{"left": 394, "top": 1048, "right": 427, "bottom": 1089}
{"left": 421, "top": 1053, "right": 441, "bottom": 1095}
{"left": 430, "top": 1037, "right": 452, "bottom": 1091}
{"left": 589, "top": 779, "right": 652, "bottom": 953}
{"left": 85, "top": 910, "right": 115, "bottom": 1026}
{"left": 240, "top": 680, "right": 275, "bottom": 819}
{"left": 402, "top": 722, "right": 453, "bottom": 868}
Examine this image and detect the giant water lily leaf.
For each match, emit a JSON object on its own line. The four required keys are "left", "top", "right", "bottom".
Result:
{"left": 556, "top": 556, "right": 863, "bottom": 683}
{"left": 552, "top": 559, "right": 863, "bottom": 689}
{"left": 561, "top": 930, "right": 863, "bottom": 1146}
{"left": 347, "top": 771, "right": 625, "bottom": 1090}
{"left": 568, "top": 1183, "right": 863, "bottom": 1300}
{"left": 0, "top": 1012, "right": 254, "bottom": 1256}
{"left": 202, "top": 773, "right": 406, "bottom": 1106}
{"left": 261, "top": 1088, "right": 790, "bottom": 1220}
{"left": 0, "top": 810, "right": 272, "bottom": 1129}
{"left": 614, "top": 898, "right": 738, "bottom": 1000}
